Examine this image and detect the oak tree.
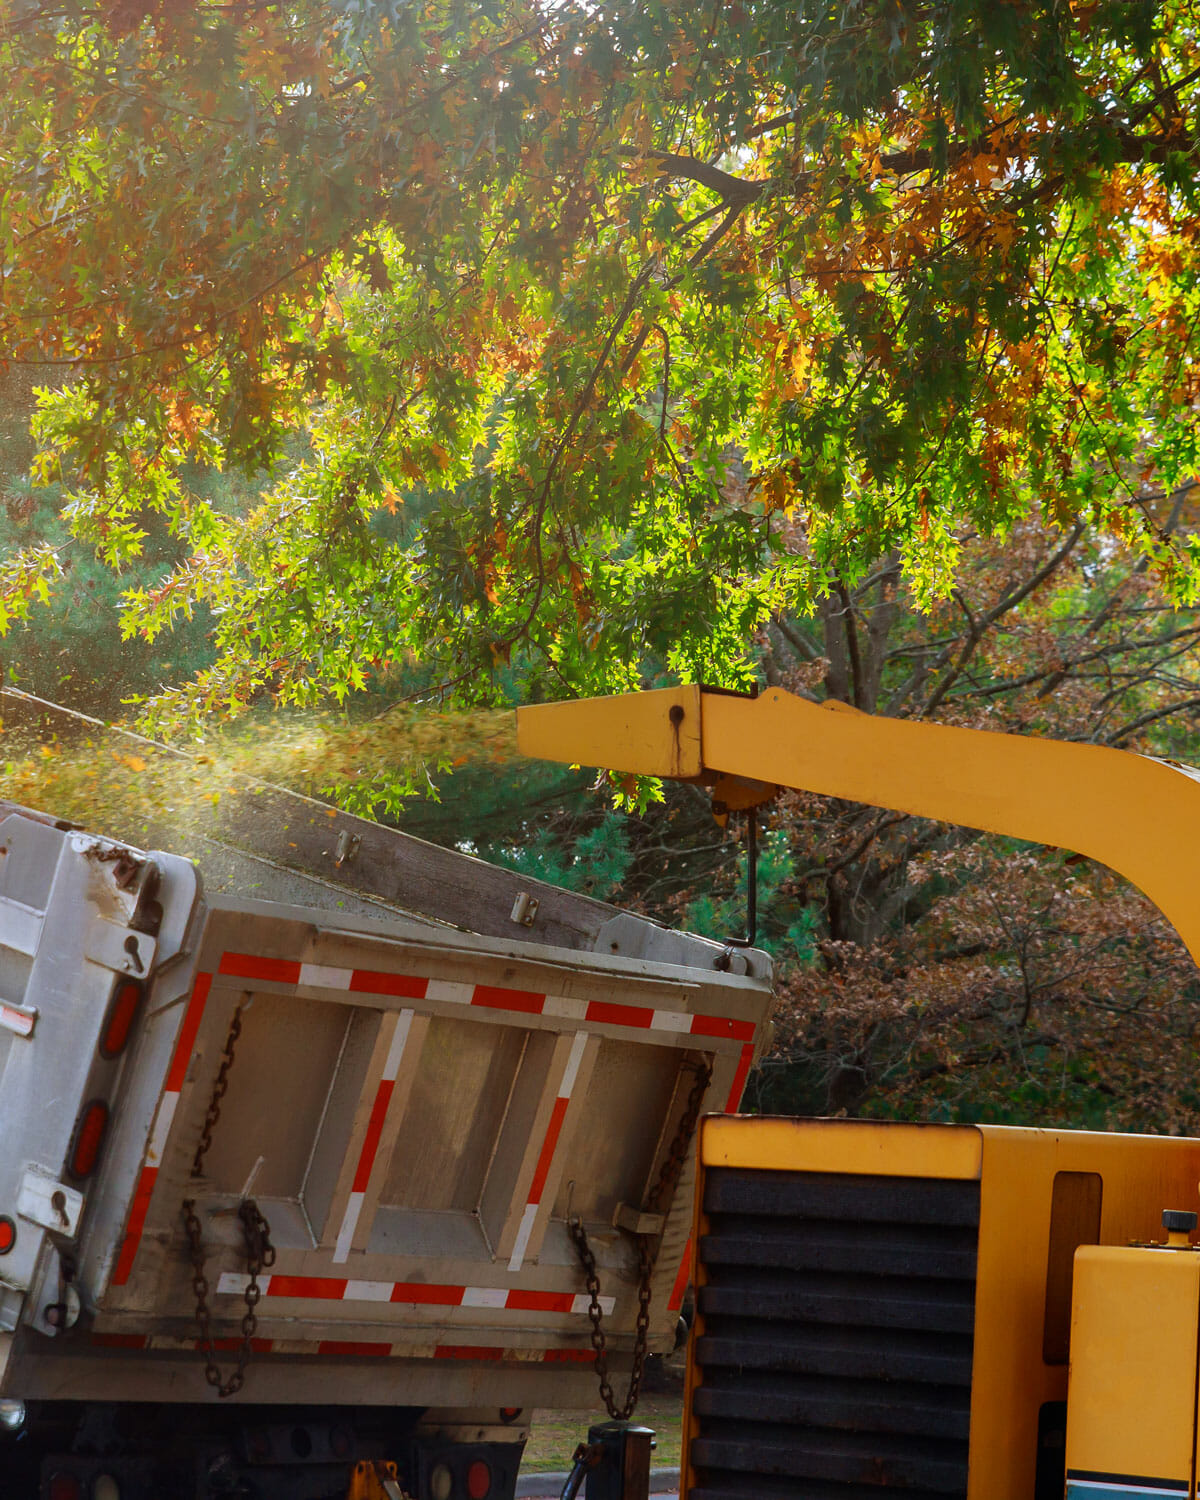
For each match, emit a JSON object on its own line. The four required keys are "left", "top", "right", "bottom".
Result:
{"left": 3, "top": 0, "right": 1200, "bottom": 718}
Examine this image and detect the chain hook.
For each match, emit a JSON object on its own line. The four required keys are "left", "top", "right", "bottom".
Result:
{"left": 568, "top": 1058, "right": 712, "bottom": 1420}
{"left": 182, "top": 1001, "right": 274, "bottom": 1398}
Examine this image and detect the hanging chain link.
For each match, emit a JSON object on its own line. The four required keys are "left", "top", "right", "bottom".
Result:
{"left": 182, "top": 1196, "right": 275, "bottom": 1398}
{"left": 191, "top": 1004, "right": 242, "bottom": 1176}
{"left": 568, "top": 1058, "right": 712, "bottom": 1420}
{"left": 182, "top": 1001, "right": 275, "bottom": 1398}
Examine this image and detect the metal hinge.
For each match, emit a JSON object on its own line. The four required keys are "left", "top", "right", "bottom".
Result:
{"left": 510, "top": 892, "right": 540, "bottom": 927}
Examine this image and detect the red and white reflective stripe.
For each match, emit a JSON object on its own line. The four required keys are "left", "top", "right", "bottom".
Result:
{"left": 667, "top": 1237, "right": 692, "bottom": 1312}
{"left": 218, "top": 951, "right": 755, "bottom": 1042}
{"left": 508, "top": 1030, "right": 588, "bottom": 1272}
{"left": 112, "top": 972, "right": 213, "bottom": 1286}
{"left": 724, "top": 1042, "right": 755, "bottom": 1112}
{"left": 0, "top": 1001, "right": 35, "bottom": 1038}
{"left": 332, "top": 1009, "right": 415, "bottom": 1264}
{"left": 213, "top": 1272, "right": 615, "bottom": 1316}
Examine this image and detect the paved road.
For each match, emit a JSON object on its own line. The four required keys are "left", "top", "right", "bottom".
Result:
{"left": 516, "top": 1471, "right": 679, "bottom": 1498}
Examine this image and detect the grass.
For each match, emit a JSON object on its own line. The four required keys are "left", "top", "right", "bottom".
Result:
{"left": 521, "top": 1396, "right": 684, "bottom": 1473}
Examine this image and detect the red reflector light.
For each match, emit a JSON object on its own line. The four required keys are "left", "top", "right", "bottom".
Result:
{"left": 69, "top": 1100, "right": 109, "bottom": 1178}
{"left": 467, "top": 1459, "right": 492, "bottom": 1498}
{"left": 100, "top": 980, "right": 143, "bottom": 1059}
{"left": 0, "top": 1217, "right": 14, "bottom": 1255}
{"left": 47, "top": 1472, "right": 82, "bottom": 1500}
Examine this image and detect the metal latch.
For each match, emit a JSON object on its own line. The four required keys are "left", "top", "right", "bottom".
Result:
{"left": 612, "top": 1203, "right": 666, "bottom": 1237}
{"left": 18, "top": 1168, "right": 83, "bottom": 1239}
{"left": 335, "top": 830, "right": 361, "bottom": 868}
{"left": 511, "top": 892, "right": 540, "bottom": 927}
{"left": 85, "top": 919, "right": 156, "bottom": 977}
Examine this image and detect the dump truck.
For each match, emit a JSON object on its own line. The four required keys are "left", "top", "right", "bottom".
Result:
{"left": 519, "top": 684, "right": 1200, "bottom": 1500}
{"left": 0, "top": 688, "right": 775, "bottom": 1500}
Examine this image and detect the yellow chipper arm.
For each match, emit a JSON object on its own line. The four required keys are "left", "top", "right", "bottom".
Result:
{"left": 518, "top": 684, "right": 1200, "bottom": 1500}
{"left": 517, "top": 682, "right": 1200, "bottom": 966}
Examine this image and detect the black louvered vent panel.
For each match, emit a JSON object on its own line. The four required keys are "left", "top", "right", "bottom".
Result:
{"left": 689, "top": 1167, "right": 979, "bottom": 1499}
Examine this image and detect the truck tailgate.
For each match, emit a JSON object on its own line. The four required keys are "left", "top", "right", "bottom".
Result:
{"left": 0, "top": 814, "right": 771, "bottom": 1408}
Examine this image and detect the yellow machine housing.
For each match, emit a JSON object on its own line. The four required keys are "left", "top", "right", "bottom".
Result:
{"left": 682, "top": 1116, "right": 1200, "bottom": 1499}
{"left": 515, "top": 685, "right": 1200, "bottom": 1498}
{"left": 1066, "top": 1244, "right": 1200, "bottom": 1500}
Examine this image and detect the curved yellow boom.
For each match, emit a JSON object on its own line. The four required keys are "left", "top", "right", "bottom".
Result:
{"left": 517, "top": 685, "right": 1200, "bottom": 967}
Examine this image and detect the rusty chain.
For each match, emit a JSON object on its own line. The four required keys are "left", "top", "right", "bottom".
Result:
{"left": 191, "top": 1004, "right": 242, "bottom": 1177}
{"left": 568, "top": 1058, "right": 712, "bottom": 1420}
{"left": 182, "top": 1196, "right": 275, "bottom": 1398}
{"left": 182, "top": 1001, "right": 275, "bottom": 1398}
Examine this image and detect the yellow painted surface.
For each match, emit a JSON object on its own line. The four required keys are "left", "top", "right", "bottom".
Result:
{"left": 700, "top": 1114, "right": 982, "bottom": 1180}
{"left": 1066, "top": 1246, "right": 1199, "bottom": 1489}
{"left": 515, "top": 684, "right": 703, "bottom": 779}
{"left": 685, "top": 1116, "right": 1200, "bottom": 1500}
{"left": 523, "top": 688, "right": 1200, "bottom": 1494}
{"left": 517, "top": 685, "right": 1200, "bottom": 968}
{"left": 680, "top": 1137, "right": 710, "bottom": 1500}
{"left": 968, "top": 1127, "right": 1200, "bottom": 1500}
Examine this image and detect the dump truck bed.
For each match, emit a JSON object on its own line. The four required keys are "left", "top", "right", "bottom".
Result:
{"left": 0, "top": 802, "right": 772, "bottom": 1411}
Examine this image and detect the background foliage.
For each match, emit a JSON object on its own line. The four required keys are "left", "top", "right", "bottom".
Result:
{"left": 4, "top": 0, "right": 1200, "bottom": 1130}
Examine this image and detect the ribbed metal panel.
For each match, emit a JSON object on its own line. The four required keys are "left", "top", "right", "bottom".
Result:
{"left": 689, "top": 1167, "right": 979, "bottom": 1497}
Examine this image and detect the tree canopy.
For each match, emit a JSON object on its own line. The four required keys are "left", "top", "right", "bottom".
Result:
{"left": 4, "top": 0, "right": 1200, "bottom": 720}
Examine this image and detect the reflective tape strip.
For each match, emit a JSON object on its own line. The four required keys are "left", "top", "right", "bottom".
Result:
{"left": 332, "top": 1010, "right": 415, "bottom": 1263}
{"left": 345, "top": 1279, "right": 395, "bottom": 1302}
{"left": 165, "top": 972, "right": 213, "bottom": 1092}
{"left": 214, "top": 1272, "right": 614, "bottom": 1314}
{"left": 725, "top": 1042, "right": 755, "bottom": 1111}
{"left": 542, "top": 994, "right": 588, "bottom": 1021}
{"left": 91, "top": 1332, "right": 149, "bottom": 1349}
{"left": 112, "top": 971, "right": 213, "bottom": 1286}
{"left": 507, "top": 1203, "right": 539, "bottom": 1274}
{"left": 559, "top": 1030, "right": 589, "bottom": 1096}
{"left": 218, "top": 953, "right": 299, "bottom": 985}
{"left": 651, "top": 1009, "right": 693, "bottom": 1034}
{"left": 382, "top": 1011, "right": 415, "bottom": 1080}
{"left": 110, "top": 1164, "right": 157, "bottom": 1287}
{"left": 218, "top": 952, "right": 753, "bottom": 1043}
{"left": 692, "top": 1013, "right": 757, "bottom": 1042}
{"left": 332, "top": 1192, "right": 365, "bottom": 1265}
{"left": 668, "top": 1238, "right": 692, "bottom": 1312}
{"left": 462, "top": 1287, "right": 509, "bottom": 1308}
{"left": 425, "top": 978, "right": 473, "bottom": 1005}
{"left": 509, "top": 1031, "right": 588, "bottom": 1272}
{"left": 351, "top": 970, "right": 428, "bottom": 999}
{"left": 298, "top": 963, "right": 353, "bottom": 989}
{"left": 147, "top": 1090, "right": 179, "bottom": 1165}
